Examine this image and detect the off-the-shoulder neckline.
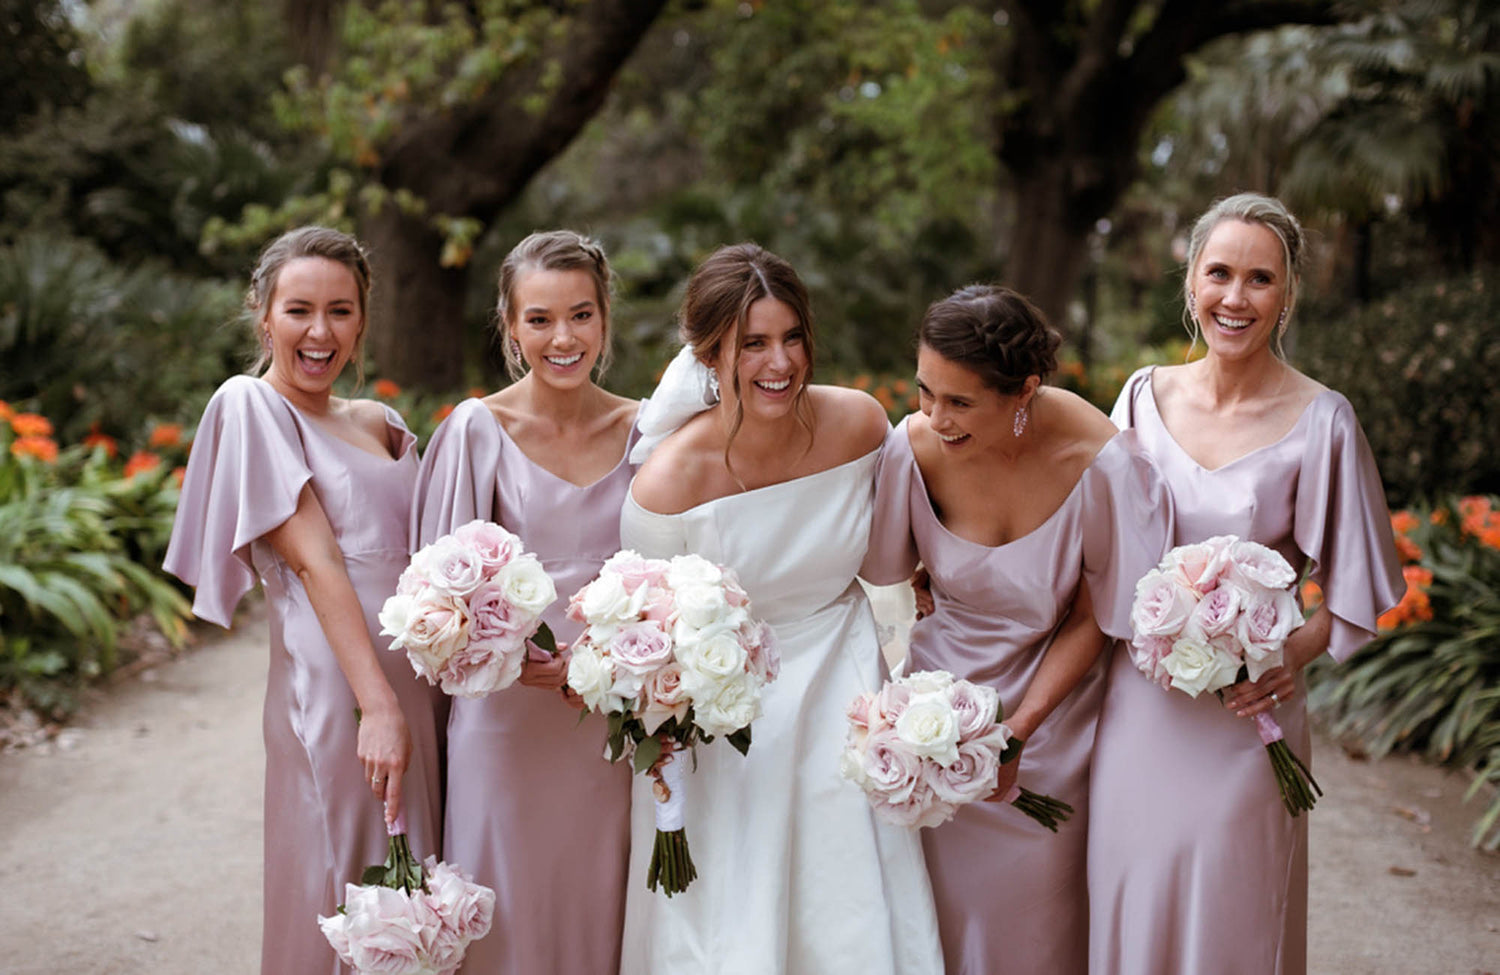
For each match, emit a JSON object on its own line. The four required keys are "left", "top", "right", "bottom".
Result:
{"left": 625, "top": 446, "right": 880, "bottom": 519}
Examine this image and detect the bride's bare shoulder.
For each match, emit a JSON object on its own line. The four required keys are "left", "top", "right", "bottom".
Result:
{"left": 810, "top": 385, "right": 889, "bottom": 461}
{"left": 629, "top": 416, "right": 720, "bottom": 515}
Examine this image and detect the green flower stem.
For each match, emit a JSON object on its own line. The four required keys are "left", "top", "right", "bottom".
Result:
{"left": 1265, "top": 741, "right": 1322, "bottom": 816}
{"left": 1013, "top": 788, "right": 1074, "bottom": 832}
{"left": 647, "top": 829, "right": 696, "bottom": 896}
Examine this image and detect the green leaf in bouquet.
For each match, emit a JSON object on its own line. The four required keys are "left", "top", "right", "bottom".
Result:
{"left": 530, "top": 622, "right": 557, "bottom": 656}
{"left": 727, "top": 726, "right": 752, "bottom": 756}
{"left": 999, "top": 736, "right": 1026, "bottom": 766}
{"left": 633, "top": 734, "right": 663, "bottom": 774}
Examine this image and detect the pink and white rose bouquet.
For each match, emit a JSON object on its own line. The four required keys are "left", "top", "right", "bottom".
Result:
{"left": 840, "top": 670, "right": 1072, "bottom": 831}
{"left": 565, "top": 550, "right": 780, "bottom": 895}
{"left": 1128, "top": 534, "right": 1322, "bottom": 815}
{"left": 318, "top": 814, "right": 495, "bottom": 975}
{"left": 379, "top": 520, "right": 557, "bottom": 698}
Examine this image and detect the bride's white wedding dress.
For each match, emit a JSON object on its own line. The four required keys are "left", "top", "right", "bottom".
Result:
{"left": 617, "top": 449, "right": 944, "bottom": 975}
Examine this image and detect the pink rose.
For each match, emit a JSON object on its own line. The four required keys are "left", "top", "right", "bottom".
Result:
{"left": 601, "top": 550, "right": 669, "bottom": 593}
{"left": 1224, "top": 539, "right": 1298, "bottom": 593}
{"left": 397, "top": 591, "right": 471, "bottom": 681}
{"left": 946, "top": 679, "right": 1000, "bottom": 742}
{"left": 1235, "top": 587, "right": 1302, "bottom": 680}
{"left": 926, "top": 738, "right": 1002, "bottom": 807}
{"left": 722, "top": 570, "right": 750, "bottom": 609}
{"left": 412, "top": 537, "right": 489, "bottom": 599}
{"left": 641, "top": 589, "right": 676, "bottom": 626}
{"left": 741, "top": 620, "right": 779, "bottom": 684}
{"left": 606, "top": 622, "right": 676, "bottom": 677}
{"left": 1129, "top": 634, "right": 1176, "bottom": 688}
{"left": 467, "top": 581, "right": 527, "bottom": 642}
{"left": 1165, "top": 537, "right": 1234, "bottom": 595}
{"left": 871, "top": 680, "right": 912, "bottom": 726}
{"left": 335, "top": 884, "right": 442, "bottom": 975}
{"left": 847, "top": 692, "right": 874, "bottom": 730}
{"left": 640, "top": 662, "right": 691, "bottom": 734}
{"left": 1186, "top": 584, "right": 1242, "bottom": 638}
{"left": 451, "top": 520, "right": 519, "bottom": 575}
{"left": 396, "top": 563, "right": 428, "bottom": 596}
{"left": 859, "top": 727, "right": 924, "bottom": 805}
{"left": 1130, "top": 569, "right": 1198, "bottom": 639}
{"left": 437, "top": 637, "right": 524, "bottom": 698}
{"left": 868, "top": 774, "right": 943, "bottom": 829}
{"left": 421, "top": 857, "right": 495, "bottom": 945}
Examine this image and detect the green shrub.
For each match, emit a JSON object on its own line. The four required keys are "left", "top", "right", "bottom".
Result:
{"left": 1294, "top": 273, "right": 1500, "bottom": 505}
{"left": 0, "top": 413, "right": 191, "bottom": 718}
{"left": 1306, "top": 495, "right": 1500, "bottom": 849}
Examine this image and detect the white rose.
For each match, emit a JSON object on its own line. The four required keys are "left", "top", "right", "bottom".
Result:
{"left": 566, "top": 645, "right": 624, "bottom": 713}
{"left": 1161, "top": 633, "right": 1241, "bottom": 698}
{"left": 665, "top": 553, "right": 724, "bottom": 591}
{"left": 901, "top": 670, "right": 956, "bottom": 695}
{"left": 677, "top": 629, "right": 749, "bottom": 702}
{"left": 378, "top": 593, "right": 416, "bottom": 650}
{"left": 494, "top": 556, "right": 556, "bottom": 618}
{"left": 674, "top": 582, "right": 734, "bottom": 629}
{"left": 578, "top": 572, "right": 646, "bottom": 626}
{"left": 893, "top": 691, "right": 962, "bottom": 767}
{"left": 411, "top": 536, "right": 488, "bottom": 598}
{"left": 695, "top": 675, "right": 762, "bottom": 738}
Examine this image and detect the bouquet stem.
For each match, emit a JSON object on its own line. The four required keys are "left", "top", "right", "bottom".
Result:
{"left": 1254, "top": 713, "right": 1322, "bottom": 816}
{"left": 646, "top": 749, "right": 697, "bottom": 896}
{"left": 1012, "top": 787, "right": 1074, "bottom": 833}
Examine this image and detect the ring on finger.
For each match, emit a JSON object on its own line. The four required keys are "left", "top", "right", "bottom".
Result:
{"left": 1270, "top": 692, "right": 1280, "bottom": 706}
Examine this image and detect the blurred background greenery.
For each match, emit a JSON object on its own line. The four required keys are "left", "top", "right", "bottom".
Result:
{"left": 2, "top": 0, "right": 1499, "bottom": 839}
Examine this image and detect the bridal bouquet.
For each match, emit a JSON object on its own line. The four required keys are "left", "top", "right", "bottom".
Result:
{"left": 841, "top": 670, "right": 1073, "bottom": 831}
{"left": 565, "top": 550, "right": 780, "bottom": 895}
{"left": 1129, "top": 534, "right": 1322, "bottom": 815}
{"left": 318, "top": 814, "right": 495, "bottom": 975}
{"left": 379, "top": 520, "right": 557, "bottom": 697}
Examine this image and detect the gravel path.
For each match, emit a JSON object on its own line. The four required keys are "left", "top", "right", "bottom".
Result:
{"left": 1, "top": 597, "right": 1496, "bottom": 974}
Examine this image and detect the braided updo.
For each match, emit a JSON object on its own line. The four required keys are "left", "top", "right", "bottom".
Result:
{"left": 495, "top": 229, "right": 615, "bottom": 380}
{"left": 917, "top": 285, "right": 1060, "bottom": 394}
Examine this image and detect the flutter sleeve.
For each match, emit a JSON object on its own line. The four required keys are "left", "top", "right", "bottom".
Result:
{"left": 162, "top": 376, "right": 311, "bottom": 627}
{"left": 1293, "top": 392, "right": 1404, "bottom": 662}
{"left": 1108, "top": 366, "right": 1154, "bottom": 431}
{"left": 409, "top": 399, "right": 502, "bottom": 549}
{"left": 860, "top": 419, "right": 920, "bottom": 586}
{"left": 1079, "top": 431, "right": 1175, "bottom": 641}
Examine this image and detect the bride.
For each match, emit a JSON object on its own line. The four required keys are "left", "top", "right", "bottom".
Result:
{"left": 619, "top": 243, "right": 944, "bottom": 974}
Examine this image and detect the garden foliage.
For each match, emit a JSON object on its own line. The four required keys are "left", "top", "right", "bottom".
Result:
{"left": 1306, "top": 496, "right": 1500, "bottom": 849}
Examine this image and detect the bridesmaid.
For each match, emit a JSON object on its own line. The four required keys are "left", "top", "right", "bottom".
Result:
{"left": 410, "top": 230, "right": 637, "bottom": 974}
{"left": 1087, "top": 193, "right": 1404, "bottom": 975}
{"left": 618, "top": 243, "right": 944, "bottom": 974}
{"left": 862, "top": 285, "right": 1173, "bottom": 974}
{"left": 164, "top": 226, "right": 442, "bottom": 975}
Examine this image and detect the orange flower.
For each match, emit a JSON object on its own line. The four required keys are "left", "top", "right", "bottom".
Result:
{"left": 467, "top": 387, "right": 487, "bottom": 400}
{"left": 0, "top": 401, "right": 14, "bottom": 422}
{"left": 82, "top": 426, "right": 119, "bottom": 459}
{"left": 850, "top": 374, "right": 873, "bottom": 391}
{"left": 891, "top": 378, "right": 911, "bottom": 396}
{"left": 10, "top": 436, "right": 58, "bottom": 463}
{"left": 148, "top": 423, "right": 184, "bottom": 448}
{"left": 1300, "top": 580, "right": 1324, "bottom": 610}
{"left": 1390, "top": 510, "right": 1419, "bottom": 536}
{"left": 432, "top": 403, "right": 456, "bottom": 425}
{"left": 10, "top": 413, "right": 53, "bottom": 437}
{"left": 1395, "top": 535, "right": 1423, "bottom": 564}
{"left": 1430, "top": 508, "right": 1449, "bottom": 526}
{"left": 373, "top": 379, "right": 402, "bottom": 400}
{"left": 873, "top": 386, "right": 896, "bottom": 411}
{"left": 172, "top": 466, "right": 186, "bottom": 488}
{"left": 124, "top": 451, "right": 162, "bottom": 479}
{"left": 1379, "top": 566, "right": 1435, "bottom": 630}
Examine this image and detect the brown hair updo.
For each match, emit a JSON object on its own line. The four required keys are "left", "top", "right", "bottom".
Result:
{"left": 679, "top": 242, "right": 817, "bottom": 472}
{"left": 246, "top": 226, "right": 373, "bottom": 383}
{"left": 495, "top": 229, "right": 615, "bottom": 380}
{"left": 918, "top": 284, "right": 1060, "bottom": 394}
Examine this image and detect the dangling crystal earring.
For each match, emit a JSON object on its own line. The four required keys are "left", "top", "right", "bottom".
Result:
{"left": 1277, "top": 308, "right": 1288, "bottom": 333}
{"left": 1013, "top": 402, "right": 1029, "bottom": 438}
{"left": 260, "top": 329, "right": 272, "bottom": 353}
{"left": 706, "top": 369, "right": 721, "bottom": 404}
{"left": 1187, "top": 292, "right": 1197, "bottom": 319}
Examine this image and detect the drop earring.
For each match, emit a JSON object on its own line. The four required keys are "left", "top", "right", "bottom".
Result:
{"left": 707, "top": 369, "right": 721, "bottom": 403}
{"left": 1013, "top": 403, "right": 1029, "bottom": 438}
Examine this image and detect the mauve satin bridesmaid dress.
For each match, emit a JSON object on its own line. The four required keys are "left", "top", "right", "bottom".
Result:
{"left": 165, "top": 375, "right": 443, "bottom": 975}
{"left": 1086, "top": 366, "right": 1403, "bottom": 975}
{"left": 410, "top": 397, "right": 636, "bottom": 975}
{"left": 863, "top": 417, "right": 1173, "bottom": 975}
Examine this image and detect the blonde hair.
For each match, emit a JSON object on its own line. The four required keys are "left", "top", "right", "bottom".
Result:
{"left": 1183, "top": 192, "right": 1308, "bottom": 355}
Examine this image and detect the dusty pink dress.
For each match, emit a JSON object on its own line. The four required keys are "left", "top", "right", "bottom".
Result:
{"left": 863, "top": 417, "right": 1173, "bottom": 975}
{"left": 410, "top": 397, "right": 636, "bottom": 975}
{"left": 1087, "top": 366, "right": 1404, "bottom": 975}
{"left": 163, "top": 375, "right": 443, "bottom": 975}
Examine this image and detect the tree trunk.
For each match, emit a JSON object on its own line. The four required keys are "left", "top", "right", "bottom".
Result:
{"left": 362, "top": 205, "right": 471, "bottom": 390}
{"left": 1004, "top": 164, "right": 1095, "bottom": 335}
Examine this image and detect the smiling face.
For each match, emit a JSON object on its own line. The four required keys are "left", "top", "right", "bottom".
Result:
{"left": 713, "top": 296, "right": 809, "bottom": 423}
{"left": 915, "top": 343, "right": 1016, "bottom": 454}
{"left": 1190, "top": 218, "right": 1290, "bottom": 362}
{"left": 262, "top": 256, "right": 363, "bottom": 404}
{"left": 508, "top": 267, "right": 606, "bottom": 390}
